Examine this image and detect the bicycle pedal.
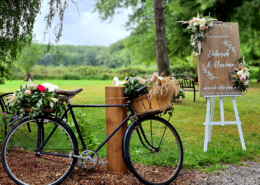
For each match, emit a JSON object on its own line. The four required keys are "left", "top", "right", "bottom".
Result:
{"left": 98, "top": 160, "right": 108, "bottom": 165}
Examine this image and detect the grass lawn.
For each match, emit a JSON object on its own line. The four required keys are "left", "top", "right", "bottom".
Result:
{"left": 1, "top": 79, "right": 260, "bottom": 172}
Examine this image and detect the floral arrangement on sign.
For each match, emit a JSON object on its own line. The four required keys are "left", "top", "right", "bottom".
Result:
{"left": 124, "top": 73, "right": 184, "bottom": 113}
{"left": 178, "top": 13, "right": 216, "bottom": 64}
{"left": 8, "top": 83, "right": 65, "bottom": 118}
{"left": 231, "top": 56, "right": 250, "bottom": 92}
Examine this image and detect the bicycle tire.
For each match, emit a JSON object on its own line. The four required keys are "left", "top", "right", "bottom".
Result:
{"left": 122, "top": 116, "right": 183, "bottom": 185}
{"left": 1, "top": 116, "right": 78, "bottom": 185}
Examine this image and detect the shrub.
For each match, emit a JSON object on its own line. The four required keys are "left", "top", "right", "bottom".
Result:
{"left": 62, "top": 74, "right": 80, "bottom": 80}
{"left": 250, "top": 67, "right": 259, "bottom": 79}
{"left": 171, "top": 63, "right": 197, "bottom": 79}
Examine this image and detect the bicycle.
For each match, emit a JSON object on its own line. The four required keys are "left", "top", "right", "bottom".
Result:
{"left": 1, "top": 86, "right": 183, "bottom": 185}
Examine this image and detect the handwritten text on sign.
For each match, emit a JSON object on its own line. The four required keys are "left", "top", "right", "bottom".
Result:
{"left": 197, "top": 23, "right": 242, "bottom": 97}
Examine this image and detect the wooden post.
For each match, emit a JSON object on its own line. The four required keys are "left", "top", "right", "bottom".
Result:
{"left": 105, "top": 86, "right": 128, "bottom": 174}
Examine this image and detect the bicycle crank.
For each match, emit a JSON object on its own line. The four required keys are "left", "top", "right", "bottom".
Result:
{"left": 70, "top": 150, "right": 108, "bottom": 169}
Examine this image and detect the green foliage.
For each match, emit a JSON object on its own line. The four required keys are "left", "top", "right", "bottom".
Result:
{"left": 0, "top": 59, "right": 13, "bottom": 84}
{"left": 17, "top": 39, "right": 44, "bottom": 79}
{"left": 250, "top": 67, "right": 259, "bottom": 79}
{"left": 171, "top": 63, "right": 197, "bottom": 79}
{"left": 67, "top": 108, "right": 100, "bottom": 150}
{"left": 62, "top": 74, "right": 80, "bottom": 80}
{"left": 123, "top": 77, "right": 145, "bottom": 94}
{"left": 0, "top": 112, "right": 8, "bottom": 127}
{"left": 0, "top": 1, "right": 40, "bottom": 64}
{"left": 173, "top": 89, "right": 186, "bottom": 100}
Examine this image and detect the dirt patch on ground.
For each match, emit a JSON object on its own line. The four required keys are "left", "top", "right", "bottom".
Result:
{"left": 0, "top": 155, "right": 209, "bottom": 185}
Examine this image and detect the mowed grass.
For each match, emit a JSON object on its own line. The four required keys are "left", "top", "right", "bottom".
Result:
{"left": 1, "top": 80, "right": 260, "bottom": 171}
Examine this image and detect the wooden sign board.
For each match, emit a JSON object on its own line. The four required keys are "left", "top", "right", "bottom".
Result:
{"left": 197, "top": 22, "right": 242, "bottom": 97}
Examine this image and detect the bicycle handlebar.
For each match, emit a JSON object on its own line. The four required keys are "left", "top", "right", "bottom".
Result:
{"left": 133, "top": 85, "right": 147, "bottom": 94}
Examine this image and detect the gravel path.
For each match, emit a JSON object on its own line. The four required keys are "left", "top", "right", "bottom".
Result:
{"left": 193, "top": 160, "right": 260, "bottom": 185}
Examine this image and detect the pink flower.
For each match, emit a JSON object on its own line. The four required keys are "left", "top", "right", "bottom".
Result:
{"left": 239, "top": 76, "right": 243, "bottom": 81}
{"left": 189, "top": 20, "right": 193, "bottom": 25}
{"left": 4, "top": 112, "right": 6, "bottom": 114}
{"left": 37, "top": 84, "right": 46, "bottom": 93}
{"left": 193, "top": 17, "right": 198, "bottom": 22}
{"left": 238, "top": 66, "right": 241, "bottom": 69}
{"left": 200, "top": 25, "right": 206, "bottom": 30}
{"left": 25, "top": 89, "right": 31, "bottom": 95}
{"left": 234, "top": 68, "right": 238, "bottom": 71}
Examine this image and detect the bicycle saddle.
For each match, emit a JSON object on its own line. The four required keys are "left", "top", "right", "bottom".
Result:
{"left": 54, "top": 88, "right": 83, "bottom": 95}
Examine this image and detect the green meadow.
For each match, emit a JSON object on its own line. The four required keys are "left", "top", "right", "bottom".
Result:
{"left": 1, "top": 80, "right": 260, "bottom": 172}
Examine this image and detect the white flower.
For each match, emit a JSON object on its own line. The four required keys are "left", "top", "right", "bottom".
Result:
{"left": 193, "top": 22, "right": 198, "bottom": 26}
{"left": 158, "top": 76, "right": 163, "bottom": 80}
{"left": 237, "top": 70, "right": 244, "bottom": 76}
{"left": 241, "top": 73, "right": 247, "bottom": 79}
{"left": 244, "top": 80, "right": 250, "bottom": 85}
{"left": 197, "top": 18, "right": 206, "bottom": 27}
{"left": 191, "top": 42, "right": 195, "bottom": 46}
{"left": 42, "top": 83, "right": 59, "bottom": 92}
{"left": 51, "top": 97, "right": 58, "bottom": 102}
{"left": 191, "top": 27, "right": 197, "bottom": 32}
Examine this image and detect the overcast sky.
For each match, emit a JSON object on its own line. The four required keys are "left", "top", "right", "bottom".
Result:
{"left": 33, "top": 0, "right": 131, "bottom": 46}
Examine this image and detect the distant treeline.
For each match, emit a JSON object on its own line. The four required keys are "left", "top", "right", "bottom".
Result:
{"left": 38, "top": 40, "right": 131, "bottom": 68}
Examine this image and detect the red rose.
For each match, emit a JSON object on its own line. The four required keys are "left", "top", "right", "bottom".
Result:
{"left": 37, "top": 84, "right": 46, "bottom": 93}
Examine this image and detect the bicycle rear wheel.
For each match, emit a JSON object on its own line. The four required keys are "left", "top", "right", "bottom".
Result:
{"left": 123, "top": 116, "right": 183, "bottom": 185}
{"left": 1, "top": 116, "right": 78, "bottom": 185}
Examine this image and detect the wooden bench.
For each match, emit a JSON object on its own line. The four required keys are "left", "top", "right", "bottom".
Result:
{"left": 173, "top": 75, "right": 199, "bottom": 102}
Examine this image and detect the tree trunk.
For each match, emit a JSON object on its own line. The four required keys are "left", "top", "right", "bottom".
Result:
{"left": 24, "top": 73, "right": 33, "bottom": 81}
{"left": 257, "top": 57, "right": 260, "bottom": 82}
{"left": 153, "top": 0, "right": 171, "bottom": 77}
{"left": 258, "top": 30, "right": 260, "bottom": 82}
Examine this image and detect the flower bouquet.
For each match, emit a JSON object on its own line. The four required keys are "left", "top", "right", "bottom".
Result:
{"left": 8, "top": 84, "right": 65, "bottom": 118}
{"left": 178, "top": 13, "right": 216, "bottom": 64}
{"left": 231, "top": 56, "right": 250, "bottom": 92}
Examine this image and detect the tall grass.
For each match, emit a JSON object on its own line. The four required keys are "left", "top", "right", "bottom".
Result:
{"left": 1, "top": 80, "right": 260, "bottom": 171}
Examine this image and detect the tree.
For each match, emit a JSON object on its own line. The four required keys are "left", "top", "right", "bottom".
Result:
{"left": 0, "top": 0, "right": 69, "bottom": 82}
{"left": 94, "top": 0, "right": 171, "bottom": 76}
{"left": 0, "top": 1, "right": 41, "bottom": 82}
{"left": 232, "top": 0, "right": 260, "bottom": 82}
{"left": 17, "top": 40, "right": 44, "bottom": 81}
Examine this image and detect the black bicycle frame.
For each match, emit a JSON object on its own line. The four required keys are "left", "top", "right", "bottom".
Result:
{"left": 37, "top": 101, "right": 162, "bottom": 159}
{"left": 58, "top": 103, "right": 134, "bottom": 154}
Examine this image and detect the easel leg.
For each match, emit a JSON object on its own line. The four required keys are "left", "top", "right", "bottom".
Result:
{"left": 208, "top": 97, "right": 215, "bottom": 143}
{"left": 232, "top": 97, "right": 246, "bottom": 150}
{"left": 204, "top": 97, "right": 211, "bottom": 152}
{"left": 219, "top": 97, "right": 225, "bottom": 126}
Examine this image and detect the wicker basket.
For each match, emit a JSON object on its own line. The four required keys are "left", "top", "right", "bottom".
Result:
{"left": 24, "top": 107, "right": 55, "bottom": 113}
{"left": 131, "top": 94, "right": 172, "bottom": 116}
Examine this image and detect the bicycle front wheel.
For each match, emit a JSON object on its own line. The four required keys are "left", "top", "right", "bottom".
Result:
{"left": 123, "top": 116, "right": 183, "bottom": 185}
{"left": 1, "top": 116, "right": 78, "bottom": 185}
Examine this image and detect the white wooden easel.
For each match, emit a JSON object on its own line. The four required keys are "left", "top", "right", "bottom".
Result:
{"left": 204, "top": 95, "right": 246, "bottom": 152}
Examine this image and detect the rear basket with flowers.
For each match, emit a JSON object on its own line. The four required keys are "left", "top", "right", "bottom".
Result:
{"left": 8, "top": 84, "right": 65, "bottom": 118}
{"left": 124, "top": 73, "right": 182, "bottom": 116}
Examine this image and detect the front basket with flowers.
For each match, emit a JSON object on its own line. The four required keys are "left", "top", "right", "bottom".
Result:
{"left": 124, "top": 73, "right": 184, "bottom": 116}
{"left": 231, "top": 56, "right": 250, "bottom": 92}
{"left": 8, "top": 84, "right": 65, "bottom": 118}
